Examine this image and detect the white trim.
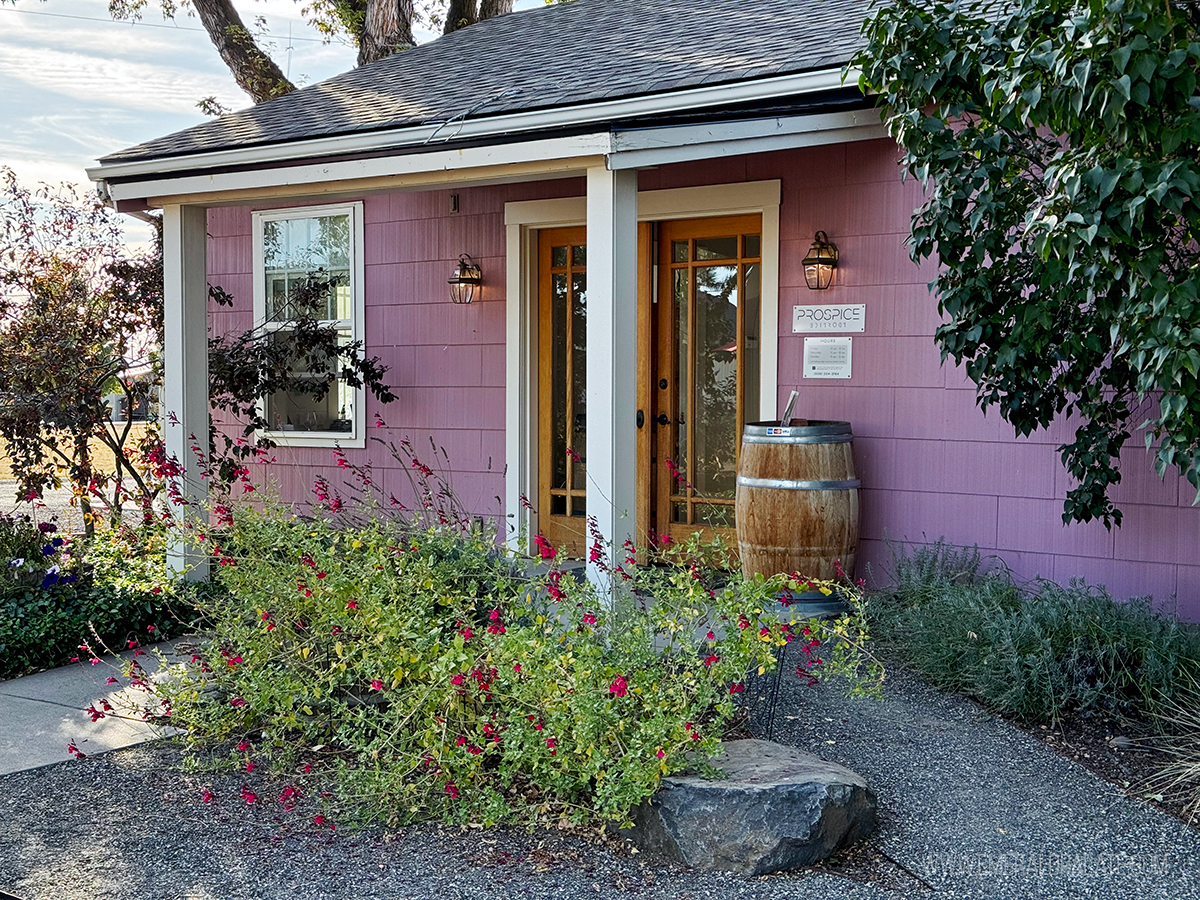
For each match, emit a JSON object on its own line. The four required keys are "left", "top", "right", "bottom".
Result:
{"left": 89, "top": 67, "right": 852, "bottom": 184}
{"left": 162, "top": 204, "right": 210, "bottom": 580}
{"left": 608, "top": 109, "right": 888, "bottom": 170}
{"left": 103, "top": 138, "right": 609, "bottom": 207}
{"left": 251, "top": 201, "right": 367, "bottom": 449}
{"left": 502, "top": 179, "right": 783, "bottom": 537}
{"left": 585, "top": 167, "right": 640, "bottom": 569}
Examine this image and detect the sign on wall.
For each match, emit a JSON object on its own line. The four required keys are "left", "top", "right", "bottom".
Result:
{"left": 792, "top": 303, "right": 866, "bottom": 333}
{"left": 803, "top": 336, "right": 853, "bottom": 379}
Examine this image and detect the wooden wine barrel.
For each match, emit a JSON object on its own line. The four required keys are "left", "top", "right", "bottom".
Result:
{"left": 735, "top": 421, "right": 860, "bottom": 581}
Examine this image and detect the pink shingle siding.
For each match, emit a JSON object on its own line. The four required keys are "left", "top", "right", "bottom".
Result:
{"left": 205, "top": 139, "right": 1199, "bottom": 619}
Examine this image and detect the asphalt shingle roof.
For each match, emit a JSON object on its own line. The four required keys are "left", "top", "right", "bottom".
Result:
{"left": 101, "top": 0, "right": 872, "bottom": 165}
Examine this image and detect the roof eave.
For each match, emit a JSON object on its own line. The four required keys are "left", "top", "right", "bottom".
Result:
{"left": 88, "top": 65, "right": 858, "bottom": 187}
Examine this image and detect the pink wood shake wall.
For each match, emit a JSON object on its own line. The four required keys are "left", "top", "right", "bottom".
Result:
{"left": 206, "top": 138, "right": 1200, "bottom": 620}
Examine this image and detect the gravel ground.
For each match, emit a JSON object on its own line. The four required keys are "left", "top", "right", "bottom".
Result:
{"left": 3, "top": 647, "right": 1199, "bottom": 900}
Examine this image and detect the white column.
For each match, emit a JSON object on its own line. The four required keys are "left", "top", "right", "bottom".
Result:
{"left": 585, "top": 167, "right": 639, "bottom": 569}
{"left": 161, "top": 204, "right": 210, "bottom": 580}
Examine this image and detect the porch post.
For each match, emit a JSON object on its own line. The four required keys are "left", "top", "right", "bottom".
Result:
{"left": 585, "top": 167, "right": 639, "bottom": 569}
{"left": 161, "top": 204, "right": 210, "bottom": 580}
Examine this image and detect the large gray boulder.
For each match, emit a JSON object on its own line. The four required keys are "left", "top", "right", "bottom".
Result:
{"left": 627, "top": 739, "right": 877, "bottom": 875}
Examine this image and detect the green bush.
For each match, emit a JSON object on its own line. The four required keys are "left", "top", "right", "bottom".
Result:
{"left": 147, "top": 505, "right": 881, "bottom": 828}
{"left": 872, "top": 541, "right": 1200, "bottom": 723}
{"left": 0, "top": 519, "right": 186, "bottom": 679}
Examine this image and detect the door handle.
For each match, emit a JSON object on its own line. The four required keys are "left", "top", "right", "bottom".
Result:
{"left": 656, "top": 413, "right": 670, "bottom": 427}
{"left": 636, "top": 410, "right": 645, "bottom": 429}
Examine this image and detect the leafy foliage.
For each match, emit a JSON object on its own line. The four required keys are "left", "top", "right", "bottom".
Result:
{"left": 872, "top": 540, "right": 1200, "bottom": 723}
{"left": 0, "top": 168, "right": 164, "bottom": 530}
{"left": 139, "top": 450, "right": 881, "bottom": 828}
{"left": 856, "top": 0, "right": 1200, "bottom": 525}
{"left": 0, "top": 517, "right": 188, "bottom": 679}
{"left": 206, "top": 276, "right": 396, "bottom": 488}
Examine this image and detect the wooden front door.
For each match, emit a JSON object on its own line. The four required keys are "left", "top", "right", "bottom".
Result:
{"left": 652, "top": 215, "right": 763, "bottom": 545}
{"left": 537, "top": 227, "right": 589, "bottom": 554}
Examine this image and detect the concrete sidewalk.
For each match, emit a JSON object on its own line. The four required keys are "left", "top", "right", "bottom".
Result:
{"left": 0, "top": 641, "right": 188, "bottom": 775}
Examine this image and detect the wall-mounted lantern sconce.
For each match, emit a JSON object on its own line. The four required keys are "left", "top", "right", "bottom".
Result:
{"left": 802, "top": 231, "right": 839, "bottom": 290}
{"left": 448, "top": 254, "right": 483, "bottom": 304}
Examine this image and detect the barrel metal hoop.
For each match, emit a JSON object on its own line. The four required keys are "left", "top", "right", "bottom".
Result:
{"left": 736, "top": 475, "right": 861, "bottom": 491}
{"left": 741, "top": 434, "right": 854, "bottom": 445}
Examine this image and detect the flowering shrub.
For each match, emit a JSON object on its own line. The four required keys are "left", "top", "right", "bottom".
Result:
{"left": 0, "top": 519, "right": 186, "bottom": 678}
{"left": 145, "top": 493, "right": 881, "bottom": 829}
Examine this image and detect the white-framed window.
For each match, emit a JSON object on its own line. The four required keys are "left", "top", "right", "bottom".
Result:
{"left": 252, "top": 201, "right": 366, "bottom": 448}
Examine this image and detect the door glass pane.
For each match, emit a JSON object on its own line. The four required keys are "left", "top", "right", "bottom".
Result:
{"left": 551, "top": 273, "right": 568, "bottom": 490}
{"left": 572, "top": 244, "right": 587, "bottom": 267}
{"left": 570, "top": 272, "right": 587, "bottom": 491}
{"left": 672, "top": 241, "right": 688, "bottom": 263}
{"left": 673, "top": 268, "right": 688, "bottom": 486}
{"left": 744, "top": 234, "right": 761, "bottom": 258}
{"left": 551, "top": 246, "right": 568, "bottom": 268}
{"left": 692, "top": 264, "right": 739, "bottom": 500}
{"left": 743, "top": 263, "right": 761, "bottom": 426}
{"left": 672, "top": 501, "right": 689, "bottom": 525}
{"left": 695, "top": 236, "right": 738, "bottom": 261}
{"left": 696, "top": 503, "right": 734, "bottom": 527}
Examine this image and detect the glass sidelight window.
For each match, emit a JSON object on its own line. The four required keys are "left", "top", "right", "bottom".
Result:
{"left": 660, "top": 224, "right": 761, "bottom": 529}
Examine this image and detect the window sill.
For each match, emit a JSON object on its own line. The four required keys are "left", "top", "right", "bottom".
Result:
{"left": 262, "top": 430, "right": 365, "bottom": 450}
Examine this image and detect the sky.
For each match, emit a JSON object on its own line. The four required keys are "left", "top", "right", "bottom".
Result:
{"left": 0, "top": 0, "right": 541, "bottom": 238}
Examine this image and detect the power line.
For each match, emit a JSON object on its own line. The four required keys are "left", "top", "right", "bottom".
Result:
{"left": 0, "top": 5, "right": 349, "bottom": 45}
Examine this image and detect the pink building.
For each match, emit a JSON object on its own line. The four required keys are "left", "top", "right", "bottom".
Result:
{"left": 88, "top": 0, "right": 1199, "bottom": 618}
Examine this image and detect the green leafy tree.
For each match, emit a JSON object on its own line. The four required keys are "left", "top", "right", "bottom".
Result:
{"left": 856, "top": 0, "right": 1200, "bottom": 526}
{"left": 0, "top": 168, "right": 164, "bottom": 532}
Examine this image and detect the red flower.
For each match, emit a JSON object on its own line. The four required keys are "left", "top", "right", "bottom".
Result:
{"left": 106, "top": 677, "right": 117, "bottom": 685}
{"left": 703, "top": 654, "right": 719, "bottom": 667}
{"left": 581, "top": 613, "right": 597, "bottom": 625}
{"left": 609, "top": 675, "right": 628, "bottom": 698}
{"left": 370, "top": 679, "right": 384, "bottom": 691}
{"left": 245, "top": 762, "right": 257, "bottom": 773}
{"left": 533, "top": 533, "right": 556, "bottom": 560}
{"left": 513, "top": 663, "right": 521, "bottom": 673}
{"left": 489, "top": 608, "right": 502, "bottom": 622}
{"left": 237, "top": 741, "right": 251, "bottom": 751}
{"left": 229, "top": 697, "right": 247, "bottom": 707}
{"left": 655, "top": 748, "right": 665, "bottom": 759}
{"left": 240, "top": 786, "right": 258, "bottom": 804}
{"left": 346, "top": 600, "right": 357, "bottom": 610}
{"left": 729, "top": 682, "right": 745, "bottom": 694}
{"left": 705, "top": 631, "right": 715, "bottom": 641}
{"left": 201, "top": 790, "right": 214, "bottom": 803}
{"left": 445, "top": 783, "right": 459, "bottom": 800}
{"left": 67, "top": 742, "right": 84, "bottom": 760}
{"left": 546, "top": 737, "right": 557, "bottom": 755}
{"left": 451, "top": 674, "right": 465, "bottom": 686}
{"left": 313, "top": 814, "right": 326, "bottom": 826}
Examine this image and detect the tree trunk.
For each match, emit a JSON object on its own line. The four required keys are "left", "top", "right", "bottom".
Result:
{"left": 479, "top": 0, "right": 512, "bottom": 19}
{"left": 444, "top": 0, "right": 477, "bottom": 34}
{"left": 358, "top": 0, "right": 415, "bottom": 65}
{"left": 191, "top": 0, "right": 295, "bottom": 102}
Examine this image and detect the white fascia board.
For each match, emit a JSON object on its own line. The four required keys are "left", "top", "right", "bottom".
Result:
{"left": 607, "top": 108, "right": 887, "bottom": 169}
{"left": 102, "top": 135, "right": 611, "bottom": 206}
{"left": 88, "top": 66, "right": 852, "bottom": 185}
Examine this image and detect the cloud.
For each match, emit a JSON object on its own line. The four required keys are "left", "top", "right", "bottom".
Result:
{"left": 0, "top": 45, "right": 242, "bottom": 115}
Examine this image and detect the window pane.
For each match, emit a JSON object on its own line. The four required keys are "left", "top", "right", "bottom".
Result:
{"left": 571, "top": 244, "right": 587, "bottom": 267}
{"left": 744, "top": 234, "right": 761, "bottom": 258}
{"left": 695, "top": 236, "right": 738, "bottom": 261}
{"left": 692, "top": 264, "right": 738, "bottom": 500}
{"left": 743, "top": 263, "right": 761, "bottom": 426}
{"left": 551, "top": 273, "right": 568, "bottom": 489}
{"left": 263, "top": 213, "right": 352, "bottom": 321}
{"left": 551, "top": 246, "right": 568, "bottom": 268}
{"left": 570, "top": 272, "right": 587, "bottom": 491}
{"left": 673, "top": 268, "right": 688, "bottom": 482}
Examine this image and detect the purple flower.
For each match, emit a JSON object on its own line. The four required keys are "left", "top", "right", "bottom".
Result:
{"left": 41, "top": 573, "right": 58, "bottom": 589}
{"left": 51, "top": 537, "right": 64, "bottom": 548}
{"left": 41, "top": 545, "right": 56, "bottom": 557}
{"left": 37, "top": 523, "right": 57, "bottom": 534}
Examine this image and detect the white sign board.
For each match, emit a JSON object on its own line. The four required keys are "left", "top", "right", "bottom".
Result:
{"left": 793, "top": 303, "right": 866, "bottom": 333}
{"left": 803, "top": 336, "right": 853, "bottom": 379}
